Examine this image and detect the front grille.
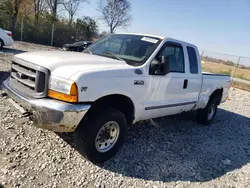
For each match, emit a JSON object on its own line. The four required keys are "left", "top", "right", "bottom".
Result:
{"left": 10, "top": 58, "right": 49, "bottom": 98}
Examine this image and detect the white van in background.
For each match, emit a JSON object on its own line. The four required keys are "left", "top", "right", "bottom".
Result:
{"left": 0, "top": 27, "right": 14, "bottom": 50}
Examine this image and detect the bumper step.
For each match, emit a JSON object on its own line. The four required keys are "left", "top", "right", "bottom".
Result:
{"left": 7, "top": 98, "right": 27, "bottom": 114}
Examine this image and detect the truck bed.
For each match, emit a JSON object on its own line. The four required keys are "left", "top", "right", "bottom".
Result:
{"left": 202, "top": 72, "right": 230, "bottom": 77}
{"left": 200, "top": 72, "right": 231, "bottom": 105}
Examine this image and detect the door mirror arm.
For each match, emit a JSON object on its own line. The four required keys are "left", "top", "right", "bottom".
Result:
{"left": 161, "top": 55, "right": 170, "bottom": 74}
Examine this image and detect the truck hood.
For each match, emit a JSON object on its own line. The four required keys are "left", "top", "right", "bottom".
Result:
{"left": 14, "top": 51, "right": 131, "bottom": 78}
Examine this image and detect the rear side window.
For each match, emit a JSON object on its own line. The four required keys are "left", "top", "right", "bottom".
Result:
{"left": 187, "top": 46, "right": 198, "bottom": 74}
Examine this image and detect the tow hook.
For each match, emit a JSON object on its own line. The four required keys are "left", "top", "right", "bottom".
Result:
{"left": 0, "top": 92, "right": 8, "bottom": 97}
{"left": 22, "top": 112, "right": 32, "bottom": 118}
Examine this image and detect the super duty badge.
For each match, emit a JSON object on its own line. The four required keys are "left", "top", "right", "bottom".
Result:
{"left": 134, "top": 80, "right": 144, "bottom": 85}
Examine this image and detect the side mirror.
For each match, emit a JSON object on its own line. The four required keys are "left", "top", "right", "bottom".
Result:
{"left": 150, "top": 55, "right": 170, "bottom": 75}
{"left": 161, "top": 55, "right": 170, "bottom": 74}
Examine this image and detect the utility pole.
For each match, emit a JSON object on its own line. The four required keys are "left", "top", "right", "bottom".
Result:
{"left": 51, "top": 23, "right": 54, "bottom": 46}
{"left": 232, "top": 57, "right": 241, "bottom": 78}
{"left": 20, "top": 17, "right": 24, "bottom": 41}
{"left": 230, "top": 56, "right": 241, "bottom": 87}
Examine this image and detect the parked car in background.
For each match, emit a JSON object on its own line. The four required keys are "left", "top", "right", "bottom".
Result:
{"left": 0, "top": 27, "right": 14, "bottom": 50}
{"left": 62, "top": 41, "right": 93, "bottom": 52}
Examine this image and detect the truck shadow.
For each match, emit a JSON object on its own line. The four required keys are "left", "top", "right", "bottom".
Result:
{"left": 59, "top": 108, "right": 250, "bottom": 182}
{"left": 0, "top": 71, "right": 10, "bottom": 90}
{"left": 1, "top": 47, "right": 26, "bottom": 55}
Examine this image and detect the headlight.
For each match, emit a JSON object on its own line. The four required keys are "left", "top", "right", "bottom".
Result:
{"left": 48, "top": 76, "right": 78, "bottom": 102}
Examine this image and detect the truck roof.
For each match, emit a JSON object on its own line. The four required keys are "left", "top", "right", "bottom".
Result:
{"left": 117, "top": 32, "right": 165, "bottom": 40}
{"left": 116, "top": 32, "right": 197, "bottom": 48}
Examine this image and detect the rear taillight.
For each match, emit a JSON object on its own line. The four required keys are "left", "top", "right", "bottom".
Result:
{"left": 7, "top": 33, "right": 12, "bottom": 37}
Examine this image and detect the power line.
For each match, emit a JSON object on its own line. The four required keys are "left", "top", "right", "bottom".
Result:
{"left": 199, "top": 49, "right": 250, "bottom": 59}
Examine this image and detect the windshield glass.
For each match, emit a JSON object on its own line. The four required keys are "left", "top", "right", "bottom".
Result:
{"left": 85, "top": 34, "right": 162, "bottom": 66}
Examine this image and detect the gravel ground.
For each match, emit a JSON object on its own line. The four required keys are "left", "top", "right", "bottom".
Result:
{"left": 2, "top": 41, "right": 57, "bottom": 54}
{"left": 0, "top": 43, "right": 250, "bottom": 188}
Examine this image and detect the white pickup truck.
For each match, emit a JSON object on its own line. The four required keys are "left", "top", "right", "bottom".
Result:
{"left": 3, "top": 33, "right": 231, "bottom": 163}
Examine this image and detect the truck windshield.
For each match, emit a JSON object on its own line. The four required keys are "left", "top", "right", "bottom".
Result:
{"left": 85, "top": 34, "right": 162, "bottom": 66}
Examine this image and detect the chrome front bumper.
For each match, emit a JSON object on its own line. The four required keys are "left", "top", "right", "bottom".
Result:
{"left": 3, "top": 79, "right": 91, "bottom": 132}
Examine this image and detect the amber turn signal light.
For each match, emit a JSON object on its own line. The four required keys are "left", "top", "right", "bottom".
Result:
{"left": 48, "top": 83, "right": 78, "bottom": 102}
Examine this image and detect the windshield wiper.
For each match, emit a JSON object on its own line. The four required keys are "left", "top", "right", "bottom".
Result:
{"left": 103, "top": 51, "right": 123, "bottom": 61}
{"left": 84, "top": 49, "right": 92, "bottom": 54}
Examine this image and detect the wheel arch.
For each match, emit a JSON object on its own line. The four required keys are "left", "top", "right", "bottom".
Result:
{"left": 82, "top": 94, "right": 135, "bottom": 126}
{"left": 210, "top": 87, "right": 223, "bottom": 105}
{"left": 0, "top": 38, "right": 4, "bottom": 46}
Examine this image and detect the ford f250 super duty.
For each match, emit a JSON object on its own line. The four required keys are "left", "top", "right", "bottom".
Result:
{"left": 3, "top": 33, "right": 231, "bottom": 163}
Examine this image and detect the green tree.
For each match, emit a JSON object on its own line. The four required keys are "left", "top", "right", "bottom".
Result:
{"left": 0, "top": 0, "right": 13, "bottom": 29}
{"left": 76, "top": 17, "right": 98, "bottom": 40}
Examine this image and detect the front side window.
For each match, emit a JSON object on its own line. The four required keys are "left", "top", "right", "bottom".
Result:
{"left": 85, "top": 34, "right": 162, "bottom": 66}
{"left": 157, "top": 43, "right": 185, "bottom": 73}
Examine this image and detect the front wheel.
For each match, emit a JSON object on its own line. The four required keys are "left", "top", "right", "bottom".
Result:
{"left": 75, "top": 108, "right": 127, "bottom": 163}
{"left": 197, "top": 97, "right": 218, "bottom": 125}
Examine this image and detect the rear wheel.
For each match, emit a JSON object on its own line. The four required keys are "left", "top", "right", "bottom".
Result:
{"left": 197, "top": 97, "right": 218, "bottom": 125}
{"left": 75, "top": 108, "right": 127, "bottom": 163}
{"left": 0, "top": 39, "right": 4, "bottom": 50}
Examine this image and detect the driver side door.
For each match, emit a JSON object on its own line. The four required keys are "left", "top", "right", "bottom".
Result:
{"left": 142, "top": 41, "right": 191, "bottom": 119}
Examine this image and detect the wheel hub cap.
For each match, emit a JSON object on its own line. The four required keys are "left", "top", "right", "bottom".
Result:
{"left": 208, "top": 104, "right": 215, "bottom": 120}
{"left": 95, "top": 121, "right": 120, "bottom": 153}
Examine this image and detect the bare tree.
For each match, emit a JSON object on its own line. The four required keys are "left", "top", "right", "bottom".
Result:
{"left": 63, "top": 0, "right": 87, "bottom": 25}
{"left": 33, "top": 0, "right": 47, "bottom": 26}
{"left": 97, "top": 0, "right": 132, "bottom": 33}
{"left": 46, "top": 0, "right": 59, "bottom": 21}
{"left": 11, "top": 0, "right": 31, "bottom": 34}
{"left": 11, "top": 0, "right": 24, "bottom": 33}
{"left": 99, "top": 31, "right": 107, "bottom": 38}
{"left": 46, "top": 0, "right": 59, "bottom": 45}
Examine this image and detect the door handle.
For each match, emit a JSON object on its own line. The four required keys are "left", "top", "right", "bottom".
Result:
{"left": 183, "top": 79, "right": 188, "bottom": 89}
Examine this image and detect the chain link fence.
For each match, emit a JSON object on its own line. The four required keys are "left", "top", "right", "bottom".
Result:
{"left": 200, "top": 50, "right": 250, "bottom": 91}
{"left": 1, "top": 47, "right": 250, "bottom": 91}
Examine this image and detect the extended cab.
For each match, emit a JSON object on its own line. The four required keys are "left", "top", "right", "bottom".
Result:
{"left": 3, "top": 33, "right": 231, "bottom": 163}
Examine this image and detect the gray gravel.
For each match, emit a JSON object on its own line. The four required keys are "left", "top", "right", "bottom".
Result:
{"left": 2, "top": 41, "right": 57, "bottom": 54}
{"left": 1, "top": 43, "right": 250, "bottom": 188}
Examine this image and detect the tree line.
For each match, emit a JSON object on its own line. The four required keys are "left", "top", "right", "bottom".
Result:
{"left": 202, "top": 56, "right": 235, "bottom": 66}
{"left": 202, "top": 56, "right": 250, "bottom": 70}
{"left": 0, "top": 0, "right": 132, "bottom": 47}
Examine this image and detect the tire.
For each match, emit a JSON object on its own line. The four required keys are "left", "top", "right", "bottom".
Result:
{"left": 75, "top": 108, "right": 127, "bottom": 163}
{"left": 197, "top": 96, "right": 218, "bottom": 125}
{"left": 0, "top": 39, "right": 4, "bottom": 50}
